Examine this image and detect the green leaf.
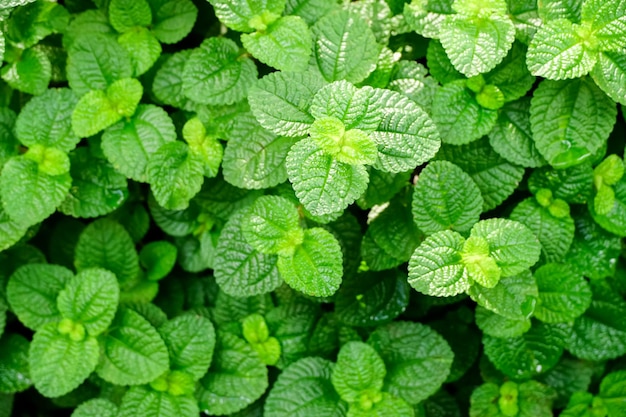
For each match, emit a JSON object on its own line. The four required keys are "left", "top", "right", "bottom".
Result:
{"left": 538, "top": 357, "right": 595, "bottom": 409}
{"left": 59, "top": 147, "right": 128, "bottom": 218}
{"left": 284, "top": 0, "right": 339, "bottom": 25}
{"left": 149, "top": 0, "right": 198, "bottom": 44}
{"left": 370, "top": 90, "right": 441, "bottom": 173}
{"left": 408, "top": 230, "right": 469, "bottom": 297}
{"left": 591, "top": 51, "right": 626, "bottom": 105}
{"left": 368, "top": 321, "right": 453, "bottom": 405}
{"left": 590, "top": 173, "right": 626, "bottom": 237}
{"left": 537, "top": 0, "right": 581, "bottom": 22}
{"left": 435, "top": 138, "right": 525, "bottom": 211}
{"left": 286, "top": 138, "right": 369, "bottom": 216}
{"left": 66, "top": 34, "right": 132, "bottom": 96}
{"left": 1, "top": 46, "right": 51, "bottom": 96}
{"left": 207, "top": 0, "right": 285, "bottom": 32}
{"left": 197, "top": 331, "right": 268, "bottom": 416}
{"left": 527, "top": 19, "right": 596, "bottom": 80}
{"left": 509, "top": 197, "right": 575, "bottom": 263}
{"left": 530, "top": 78, "right": 616, "bottom": 169}
{"left": 426, "top": 39, "right": 464, "bottom": 84}
{"left": 528, "top": 163, "right": 593, "bottom": 204}
{"left": 0, "top": 108, "right": 18, "bottom": 170}
{"left": 242, "top": 16, "right": 312, "bottom": 72}
{"left": 248, "top": 71, "right": 323, "bottom": 137}
{"left": 335, "top": 270, "right": 409, "bottom": 327}
{"left": 331, "top": 341, "right": 386, "bottom": 404}
{"left": 533, "top": 263, "right": 591, "bottom": 323}
{"left": 74, "top": 218, "right": 139, "bottom": 288}
{"left": 311, "top": 81, "right": 382, "bottom": 131}
{"left": 488, "top": 98, "right": 546, "bottom": 168}
{"left": 182, "top": 37, "right": 258, "bottom": 106}
{"left": 412, "top": 160, "right": 483, "bottom": 234}
{"left": 72, "top": 399, "right": 118, "bottom": 417}
{"left": 146, "top": 141, "right": 204, "bottom": 211}
{"left": 0, "top": 154, "right": 71, "bottom": 228}
{"left": 117, "top": 385, "right": 199, "bottom": 417}
{"left": 348, "top": 392, "right": 414, "bottom": 417}
{"left": 0, "top": 203, "right": 26, "bottom": 252}
{"left": 108, "top": 0, "right": 152, "bottom": 33}
{"left": 140, "top": 241, "right": 177, "bottom": 281}
{"left": 468, "top": 270, "right": 538, "bottom": 320}
{"left": 565, "top": 280, "right": 626, "bottom": 361}
{"left": 118, "top": 27, "right": 162, "bottom": 77}
{"left": 15, "top": 88, "right": 79, "bottom": 152}
{"left": 475, "top": 306, "right": 531, "bottom": 338}
{"left": 599, "top": 370, "right": 626, "bottom": 416}
{"left": 175, "top": 229, "right": 218, "bottom": 273}
{"left": 311, "top": 10, "right": 380, "bottom": 83}
{"left": 309, "top": 117, "right": 377, "bottom": 165}
{"left": 214, "top": 209, "right": 282, "bottom": 297}
{"left": 431, "top": 81, "right": 498, "bottom": 145}
{"left": 581, "top": 0, "right": 626, "bottom": 51}
{"left": 470, "top": 218, "right": 541, "bottom": 277}
{"left": 102, "top": 105, "right": 176, "bottom": 182}
{"left": 6, "top": 264, "right": 71, "bottom": 331}
{"left": 96, "top": 308, "right": 169, "bottom": 385}
{"left": 387, "top": 61, "right": 439, "bottom": 111}
{"left": 403, "top": 0, "right": 455, "bottom": 39}
{"left": 470, "top": 381, "right": 555, "bottom": 417}
{"left": 264, "top": 357, "right": 347, "bottom": 417}
{"left": 29, "top": 323, "right": 99, "bottom": 398}
{"left": 151, "top": 51, "right": 194, "bottom": 109}
{"left": 484, "top": 42, "right": 536, "bottom": 103}
{"left": 159, "top": 315, "right": 215, "bottom": 380}
{"left": 0, "top": 333, "right": 31, "bottom": 394}
{"left": 181, "top": 118, "right": 223, "bottom": 178}
{"left": 483, "top": 322, "right": 569, "bottom": 380}
{"left": 439, "top": 13, "right": 515, "bottom": 77}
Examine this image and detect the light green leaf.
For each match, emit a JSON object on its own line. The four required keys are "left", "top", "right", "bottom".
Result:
{"left": 484, "top": 42, "right": 536, "bottom": 103}
{"left": 197, "top": 331, "right": 268, "bottom": 416}
{"left": 0, "top": 334, "right": 31, "bottom": 394}
{"left": 530, "top": 78, "right": 616, "bottom": 169}
{"left": 591, "top": 50, "right": 626, "bottom": 104}
{"left": 470, "top": 218, "right": 541, "bottom": 277}
{"left": 118, "top": 27, "right": 162, "bottom": 77}
{"left": 533, "top": 263, "right": 591, "bottom": 323}
{"left": 6, "top": 264, "right": 71, "bottom": 331}
{"left": 590, "top": 173, "right": 626, "bottom": 237}
{"left": 403, "top": 0, "right": 455, "bottom": 39}
{"left": 387, "top": 61, "right": 439, "bottom": 111}
{"left": 426, "top": 39, "right": 464, "bottom": 84}
{"left": 468, "top": 270, "right": 538, "bottom": 320}
{"left": 311, "top": 10, "right": 380, "bottom": 83}
{"left": 432, "top": 81, "right": 498, "bottom": 145}
{"left": 248, "top": 71, "right": 323, "bottom": 137}
{"left": 475, "top": 306, "right": 531, "bottom": 338}
{"left": 59, "top": 147, "right": 128, "bottom": 218}
{"left": 286, "top": 138, "right": 369, "bottom": 216}
{"left": 439, "top": 13, "right": 515, "bottom": 77}
{"left": 29, "top": 323, "right": 99, "bottom": 398}
{"left": 435, "top": 138, "right": 525, "bottom": 211}
{"left": 102, "top": 105, "right": 176, "bottom": 182}
{"left": 537, "top": 0, "right": 581, "bottom": 22}
{"left": 311, "top": 81, "right": 382, "bottom": 131}
{"left": 149, "top": 0, "right": 198, "bottom": 44}
{"left": 284, "top": 0, "right": 339, "bottom": 25}
{"left": 243, "top": 195, "right": 303, "bottom": 257}
{"left": 151, "top": 50, "right": 194, "bottom": 109}
{"left": 370, "top": 90, "right": 441, "bottom": 173}
{"left": 528, "top": 163, "right": 593, "bottom": 204}
{"left": 108, "top": 0, "right": 152, "bottom": 33}
{"left": 264, "top": 357, "right": 347, "bottom": 417}
{"left": 147, "top": 141, "right": 204, "bottom": 211}
{"left": 331, "top": 341, "right": 386, "bottom": 404}
{"left": 66, "top": 34, "right": 132, "bottom": 96}
{"left": 348, "top": 393, "right": 414, "bottom": 417}
{"left": 412, "top": 160, "right": 483, "bottom": 234}
{"left": 175, "top": 229, "right": 218, "bottom": 273}
{"left": 470, "top": 381, "right": 555, "bottom": 417}
{"left": 408, "top": 230, "right": 469, "bottom": 297}
{"left": 140, "top": 241, "right": 177, "bottom": 281}
{"left": 182, "top": 37, "right": 258, "bottom": 106}
{"left": 277, "top": 227, "right": 343, "bottom": 297}
{"left": 117, "top": 385, "right": 199, "bottom": 417}
{"left": 599, "top": 370, "right": 626, "bottom": 417}
{"left": 207, "top": 0, "right": 286, "bottom": 32}
{"left": 159, "top": 315, "right": 215, "bottom": 380}
{"left": 181, "top": 118, "right": 223, "bottom": 178}
{"left": 57, "top": 268, "right": 119, "bottom": 337}
{"left": 488, "top": 98, "right": 546, "bottom": 168}
{"left": 74, "top": 218, "right": 139, "bottom": 288}
{"left": 527, "top": 19, "right": 596, "bottom": 80}
{"left": 1, "top": 46, "right": 51, "bottom": 96}
{"left": 0, "top": 154, "right": 71, "bottom": 228}
{"left": 581, "top": 0, "right": 626, "bottom": 51}
{"left": 242, "top": 16, "right": 312, "bottom": 72}
{"left": 72, "top": 399, "right": 118, "bottom": 417}
{"left": 15, "top": 88, "right": 79, "bottom": 152}
{"left": 0, "top": 203, "right": 26, "bottom": 253}
{"left": 96, "top": 308, "right": 170, "bottom": 385}
{"left": 309, "top": 117, "right": 378, "bottom": 165}
{"left": 214, "top": 209, "right": 282, "bottom": 297}
{"left": 368, "top": 321, "right": 453, "bottom": 405}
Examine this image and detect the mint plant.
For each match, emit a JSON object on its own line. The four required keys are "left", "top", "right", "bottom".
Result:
{"left": 0, "top": 0, "right": 626, "bottom": 416}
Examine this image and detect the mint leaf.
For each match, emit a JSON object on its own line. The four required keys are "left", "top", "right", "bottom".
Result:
{"left": 533, "top": 263, "right": 591, "bottom": 323}
{"left": 277, "top": 227, "right": 343, "bottom": 297}
{"left": 214, "top": 209, "right": 282, "bottom": 297}
{"left": 403, "top": 0, "right": 455, "bottom": 39}
{"left": 309, "top": 117, "right": 378, "bottom": 165}
{"left": 118, "top": 385, "right": 198, "bottom": 417}
{"left": 183, "top": 37, "right": 257, "bottom": 106}
{"left": 1, "top": 46, "right": 51, "bottom": 96}
{"left": 311, "top": 10, "right": 380, "bottom": 83}
{"left": 72, "top": 399, "right": 118, "bottom": 417}
{"left": 331, "top": 341, "right": 386, "bottom": 404}
{"left": 0, "top": 333, "right": 31, "bottom": 394}
{"left": 96, "top": 308, "right": 169, "bottom": 385}
{"left": 207, "top": 0, "right": 285, "bottom": 32}
{"left": 599, "top": 370, "right": 626, "bottom": 416}
{"left": 468, "top": 270, "right": 538, "bottom": 320}
{"left": 348, "top": 393, "right": 414, "bottom": 417}
{"left": 118, "top": 27, "right": 162, "bottom": 77}
{"left": 412, "top": 160, "right": 483, "bottom": 234}
{"left": 151, "top": 51, "right": 194, "bottom": 109}
{"left": 530, "top": 77, "right": 616, "bottom": 168}
{"left": 528, "top": 163, "right": 593, "bottom": 204}
{"left": 149, "top": 0, "right": 198, "bottom": 44}
{"left": 581, "top": 0, "right": 626, "bottom": 51}
{"left": 29, "top": 323, "right": 99, "bottom": 398}
{"left": 139, "top": 241, "right": 177, "bottom": 281}
{"left": 108, "top": 0, "right": 152, "bottom": 33}
{"left": 310, "top": 81, "right": 382, "bottom": 131}
{"left": 475, "top": 306, "right": 531, "bottom": 338}
{"left": 591, "top": 51, "right": 626, "bottom": 105}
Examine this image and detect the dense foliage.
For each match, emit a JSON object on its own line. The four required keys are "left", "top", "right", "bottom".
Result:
{"left": 0, "top": 0, "right": 626, "bottom": 416}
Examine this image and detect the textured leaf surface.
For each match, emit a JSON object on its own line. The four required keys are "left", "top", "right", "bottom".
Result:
{"left": 117, "top": 386, "right": 198, "bottom": 417}
{"left": 149, "top": 0, "right": 198, "bottom": 44}
{"left": 368, "top": 321, "right": 453, "bottom": 405}
{"left": 118, "top": 27, "right": 162, "bottom": 77}
{"left": 207, "top": 0, "right": 285, "bottom": 32}
{"left": 1, "top": 47, "right": 51, "bottom": 96}
{"left": 468, "top": 270, "right": 538, "bottom": 320}
{"left": 530, "top": 78, "right": 616, "bottom": 169}
{"left": 0, "top": 334, "right": 31, "bottom": 394}
{"left": 533, "top": 263, "right": 591, "bottom": 323}
{"left": 591, "top": 51, "right": 626, "bottom": 105}
{"left": 403, "top": 0, "right": 454, "bottom": 39}
{"left": 331, "top": 341, "right": 386, "bottom": 404}
{"left": 72, "top": 399, "right": 118, "bottom": 417}
{"left": 108, "top": 0, "right": 152, "bottom": 33}
{"left": 412, "top": 160, "right": 483, "bottom": 234}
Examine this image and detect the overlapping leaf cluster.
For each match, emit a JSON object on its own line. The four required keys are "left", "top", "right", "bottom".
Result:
{"left": 0, "top": 0, "right": 626, "bottom": 416}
